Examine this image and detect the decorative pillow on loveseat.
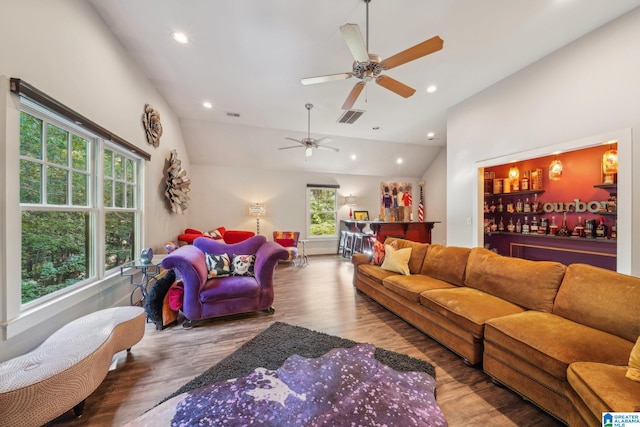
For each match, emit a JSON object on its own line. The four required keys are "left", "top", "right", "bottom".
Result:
{"left": 205, "top": 253, "right": 232, "bottom": 278}
{"left": 627, "top": 336, "right": 640, "bottom": 382}
{"left": 231, "top": 254, "right": 256, "bottom": 276}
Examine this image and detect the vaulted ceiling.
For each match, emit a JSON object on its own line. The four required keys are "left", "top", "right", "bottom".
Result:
{"left": 89, "top": 0, "right": 640, "bottom": 177}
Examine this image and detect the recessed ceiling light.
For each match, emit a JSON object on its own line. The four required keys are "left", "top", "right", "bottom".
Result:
{"left": 427, "top": 132, "right": 435, "bottom": 139}
{"left": 351, "top": 154, "right": 357, "bottom": 160}
{"left": 426, "top": 85, "right": 437, "bottom": 93}
{"left": 172, "top": 32, "right": 189, "bottom": 44}
{"left": 202, "top": 101, "right": 212, "bottom": 109}
{"left": 396, "top": 158, "right": 403, "bottom": 164}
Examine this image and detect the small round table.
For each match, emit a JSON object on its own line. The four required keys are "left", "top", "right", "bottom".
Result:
{"left": 120, "top": 259, "right": 162, "bottom": 306}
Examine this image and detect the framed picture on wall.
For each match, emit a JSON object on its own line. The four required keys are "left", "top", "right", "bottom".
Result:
{"left": 354, "top": 211, "right": 369, "bottom": 221}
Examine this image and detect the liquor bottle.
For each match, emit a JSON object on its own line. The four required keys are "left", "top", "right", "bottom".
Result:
{"left": 497, "top": 197, "right": 504, "bottom": 213}
{"left": 610, "top": 219, "right": 617, "bottom": 240}
{"left": 523, "top": 197, "right": 531, "bottom": 213}
{"left": 507, "top": 217, "right": 515, "bottom": 233}
{"left": 571, "top": 216, "right": 584, "bottom": 238}
{"left": 521, "top": 171, "right": 529, "bottom": 191}
{"left": 532, "top": 194, "right": 539, "bottom": 213}
{"left": 531, "top": 216, "right": 539, "bottom": 233}
{"left": 506, "top": 200, "right": 515, "bottom": 213}
{"left": 538, "top": 217, "right": 548, "bottom": 234}
{"left": 498, "top": 216, "right": 505, "bottom": 232}
{"left": 557, "top": 213, "right": 570, "bottom": 237}
{"left": 548, "top": 216, "right": 558, "bottom": 235}
{"left": 522, "top": 216, "right": 530, "bottom": 234}
{"left": 490, "top": 199, "right": 496, "bottom": 213}
{"left": 515, "top": 218, "right": 522, "bottom": 233}
{"left": 516, "top": 199, "right": 523, "bottom": 213}
{"left": 484, "top": 200, "right": 489, "bottom": 213}
{"left": 595, "top": 218, "right": 608, "bottom": 239}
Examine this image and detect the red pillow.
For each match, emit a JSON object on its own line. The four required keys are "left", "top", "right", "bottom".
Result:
{"left": 184, "top": 228, "right": 203, "bottom": 235}
{"left": 370, "top": 240, "right": 386, "bottom": 265}
{"left": 276, "top": 238, "right": 296, "bottom": 248}
{"left": 167, "top": 281, "right": 184, "bottom": 311}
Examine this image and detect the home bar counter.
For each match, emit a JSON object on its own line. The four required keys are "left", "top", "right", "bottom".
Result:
{"left": 338, "top": 220, "right": 439, "bottom": 254}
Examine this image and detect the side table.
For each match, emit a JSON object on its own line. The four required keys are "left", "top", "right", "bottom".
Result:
{"left": 120, "top": 259, "right": 162, "bottom": 306}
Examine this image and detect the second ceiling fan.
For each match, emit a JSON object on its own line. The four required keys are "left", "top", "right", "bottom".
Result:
{"left": 301, "top": 0, "right": 444, "bottom": 110}
{"left": 279, "top": 103, "right": 339, "bottom": 158}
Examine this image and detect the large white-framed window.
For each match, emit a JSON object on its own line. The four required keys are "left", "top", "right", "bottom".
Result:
{"left": 306, "top": 185, "right": 339, "bottom": 239}
{"left": 19, "top": 101, "right": 142, "bottom": 307}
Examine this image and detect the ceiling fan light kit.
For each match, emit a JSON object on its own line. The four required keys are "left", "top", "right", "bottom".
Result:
{"left": 279, "top": 103, "right": 339, "bottom": 159}
{"left": 301, "top": 0, "right": 444, "bottom": 110}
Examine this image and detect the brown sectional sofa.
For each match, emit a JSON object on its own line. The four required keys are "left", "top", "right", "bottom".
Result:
{"left": 352, "top": 238, "right": 640, "bottom": 427}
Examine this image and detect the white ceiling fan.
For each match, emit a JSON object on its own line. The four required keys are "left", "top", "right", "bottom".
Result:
{"left": 301, "top": 0, "right": 444, "bottom": 110}
{"left": 279, "top": 103, "right": 339, "bottom": 158}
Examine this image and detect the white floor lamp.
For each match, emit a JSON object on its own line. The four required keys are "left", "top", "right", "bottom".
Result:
{"left": 249, "top": 203, "right": 266, "bottom": 235}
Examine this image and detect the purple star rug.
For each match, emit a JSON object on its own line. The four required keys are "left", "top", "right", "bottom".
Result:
{"left": 126, "top": 322, "right": 447, "bottom": 426}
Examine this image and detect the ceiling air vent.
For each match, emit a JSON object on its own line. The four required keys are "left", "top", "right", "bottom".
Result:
{"left": 337, "top": 109, "right": 365, "bottom": 124}
{"left": 226, "top": 112, "right": 240, "bottom": 117}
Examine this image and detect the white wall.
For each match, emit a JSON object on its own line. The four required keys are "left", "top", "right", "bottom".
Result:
{"left": 447, "top": 7, "right": 640, "bottom": 275}
{"left": 187, "top": 164, "right": 438, "bottom": 255}
{"left": 0, "top": 0, "right": 189, "bottom": 360}
{"left": 422, "top": 147, "right": 447, "bottom": 245}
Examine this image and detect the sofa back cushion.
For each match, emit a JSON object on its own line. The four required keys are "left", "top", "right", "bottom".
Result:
{"left": 419, "top": 244, "right": 470, "bottom": 286}
{"left": 464, "top": 248, "right": 566, "bottom": 312}
{"left": 553, "top": 264, "right": 640, "bottom": 343}
{"left": 384, "top": 238, "right": 428, "bottom": 274}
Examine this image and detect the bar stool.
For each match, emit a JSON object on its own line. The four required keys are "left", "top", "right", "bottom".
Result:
{"left": 337, "top": 230, "right": 348, "bottom": 255}
{"left": 342, "top": 232, "right": 356, "bottom": 258}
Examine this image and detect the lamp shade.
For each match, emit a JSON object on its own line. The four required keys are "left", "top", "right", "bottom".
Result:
{"left": 345, "top": 195, "right": 357, "bottom": 205}
{"left": 249, "top": 203, "right": 266, "bottom": 217}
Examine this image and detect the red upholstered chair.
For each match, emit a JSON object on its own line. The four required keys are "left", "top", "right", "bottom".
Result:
{"left": 273, "top": 231, "right": 300, "bottom": 265}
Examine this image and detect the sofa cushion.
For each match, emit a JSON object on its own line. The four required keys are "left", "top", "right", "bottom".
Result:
{"left": 568, "top": 362, "right": 640, "bottom": 417}
{"left": 419, "top": 244, "right": 470, "bottom": 286}
{"left": 485, "top": 311, "right": 634, "bottom": 381}
{"left": 380, "top": 245, "right": 411, "bottom": 275}
{"left": 553, "top": 263, "right": 640, "bottom": 343}
{"left": 419, "top": 287, "right": 525, "bottom": 339}
{"left": 201, "top": 276, "right": 260, "bottom": 302}
{"left": 384, "top": 238, "right": 428, "bottom": 274}
{"left": 627, "top": 337, "right": 640, "bottom": 382}
{"left": 357, "top": 264, "right": 399, "bottom": 284}
{"left": 382, "top": 275, "right": 456, "bottom": 302}
{"left": 464, "top": 247, "right": 565, "bottom": 312}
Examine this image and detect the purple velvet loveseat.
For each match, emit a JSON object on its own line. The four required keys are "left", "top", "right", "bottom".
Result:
{"left": 161, "top": 235, "right": 288, "bottom": 327}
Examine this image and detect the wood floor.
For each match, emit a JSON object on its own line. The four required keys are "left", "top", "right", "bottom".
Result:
{"left": 49, "top": 255, "right": 563, "bottom": 427}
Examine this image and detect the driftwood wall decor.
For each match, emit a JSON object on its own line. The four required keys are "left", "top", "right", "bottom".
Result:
{"left": 142, "top": 104, "right": 162, "bottom": 147}
{"left": 165, "top": 150, "right": 190, "bottom": 214}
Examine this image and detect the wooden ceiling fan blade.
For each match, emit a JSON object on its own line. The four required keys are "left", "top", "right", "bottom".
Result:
{"left": 380, "top": 36, "right": 444, "bottom": 70}
{"left": 342, "top": 81, "right": 366, "bottom": 110}
{"left": 376, "top": 75, "right": 416, "bottom": 98}
{"left": 315, "top": 137, "right": 333, "bottom": 145}
{"left": 301, "top": 72, "right": 352, "bottom": 85}
{"left": 340, "top": 23, "right": 369, "bottom": 63}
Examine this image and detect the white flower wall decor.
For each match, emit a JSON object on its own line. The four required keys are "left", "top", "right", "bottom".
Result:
{"left": 165, "top": 150, "right": 190, "bottom": 214}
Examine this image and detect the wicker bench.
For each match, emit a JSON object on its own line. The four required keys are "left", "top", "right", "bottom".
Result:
{"left": 0, "top": 306, "right": 145, "bottom": 427}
